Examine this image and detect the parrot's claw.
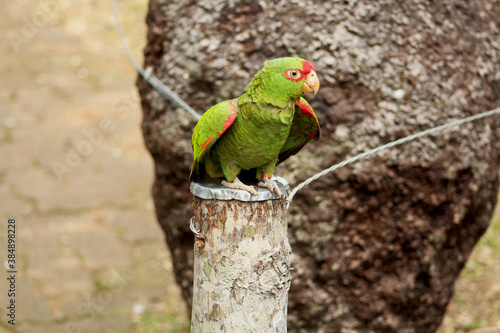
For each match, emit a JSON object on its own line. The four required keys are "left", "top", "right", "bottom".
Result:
{"left": 258, "top": 178, "right": 284, "bottom": 199}
{"left": 222, "top": 178, "right": 258, "bottom": 196}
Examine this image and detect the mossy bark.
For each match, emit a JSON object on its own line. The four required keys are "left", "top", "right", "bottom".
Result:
{"left": 191, "top": 196, "right": 290, "bottom": 332}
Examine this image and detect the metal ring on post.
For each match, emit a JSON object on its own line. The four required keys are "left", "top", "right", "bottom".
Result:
{"left": 189, "top": 177, "right": 289, "bottom": 202}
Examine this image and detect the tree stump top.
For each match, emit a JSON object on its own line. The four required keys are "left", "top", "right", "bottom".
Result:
{"left": 190, "top": 177, "right": 289, "bottom": 201}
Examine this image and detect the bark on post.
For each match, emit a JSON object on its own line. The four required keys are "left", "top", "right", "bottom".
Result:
{"left": 190, "top": 180, "right": 290, "bottom": 332}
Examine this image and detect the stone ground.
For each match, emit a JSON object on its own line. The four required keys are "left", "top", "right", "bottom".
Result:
{"left": 0, "top": 1, "right": 498, "bottom": 333}
{"left": 0, "top": 1, "right": 188, "bottom": 332}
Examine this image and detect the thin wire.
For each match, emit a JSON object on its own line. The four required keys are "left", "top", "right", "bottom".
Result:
{"left": 189, "top": 217, "right": 204, "bottom": 239}
{"left": 287, "top": 107, "right": 500, "bottom": 209}
{"left": 110, "top": 0, "right": 201, "bottom": 120}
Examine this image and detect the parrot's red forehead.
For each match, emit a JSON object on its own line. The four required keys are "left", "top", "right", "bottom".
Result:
{"left": 300, "top": 60, "right": 315, "bottom": 74}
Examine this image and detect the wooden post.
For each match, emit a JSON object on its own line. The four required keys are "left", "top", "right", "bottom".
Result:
{"left": 190, "top": 179, "right": 291, "bottom": 333}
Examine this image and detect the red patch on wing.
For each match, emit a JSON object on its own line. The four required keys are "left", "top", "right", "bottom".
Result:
{"left": 200, "top": 136, "right": 214, "bottom": 152}
{"left": 297, "top": 100, "right": 317, "bottom": 119}
{"left": 218, "top": 102, "right": 237, "bottom": 136}
{"left": 306, "top": 133, "right": 316, "bottom": 139}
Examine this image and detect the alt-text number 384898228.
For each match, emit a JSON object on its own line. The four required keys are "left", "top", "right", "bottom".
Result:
{"left": 6, "top": 218, "right": 16, "bottom": 326}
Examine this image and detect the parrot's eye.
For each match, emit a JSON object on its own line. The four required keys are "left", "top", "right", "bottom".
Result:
{"left": 284, "top": 69, "right": 302, "bottom": 81}
{"left": 289, "top": 70, "right": 299, "bottom": 78}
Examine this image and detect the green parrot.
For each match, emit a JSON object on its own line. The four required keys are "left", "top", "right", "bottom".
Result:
{"left": 189, "top": 57, "right": 320, "bottom": 197}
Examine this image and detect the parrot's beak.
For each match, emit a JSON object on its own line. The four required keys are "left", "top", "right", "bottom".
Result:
{"left": 303, "top": 71, "right": 320, "bottom": 96}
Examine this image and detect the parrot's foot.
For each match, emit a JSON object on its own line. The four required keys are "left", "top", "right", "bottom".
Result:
{"left": 258, "top": 177, "right": 284, "bottom": 199}
{"left": 222, "top": 178, "right": 258, "bottom": 196}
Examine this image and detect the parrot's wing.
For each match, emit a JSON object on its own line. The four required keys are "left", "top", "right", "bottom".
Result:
{"left": 189, "top": 100, "right": 238, "bottom": 181}
{"left": 277, "top": 97, "right": 320, "bottom": 164}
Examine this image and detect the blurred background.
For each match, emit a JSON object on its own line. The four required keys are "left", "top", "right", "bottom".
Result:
{"left": 0, "top": 1, "right": 498, "bottom": 332}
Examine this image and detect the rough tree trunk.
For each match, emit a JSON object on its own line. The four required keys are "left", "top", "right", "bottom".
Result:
{"left": 137, "top": 1, "right": 500, "bottom": 332}
{"left": 190, "top": 181, "right": 290, "bottom": 332}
